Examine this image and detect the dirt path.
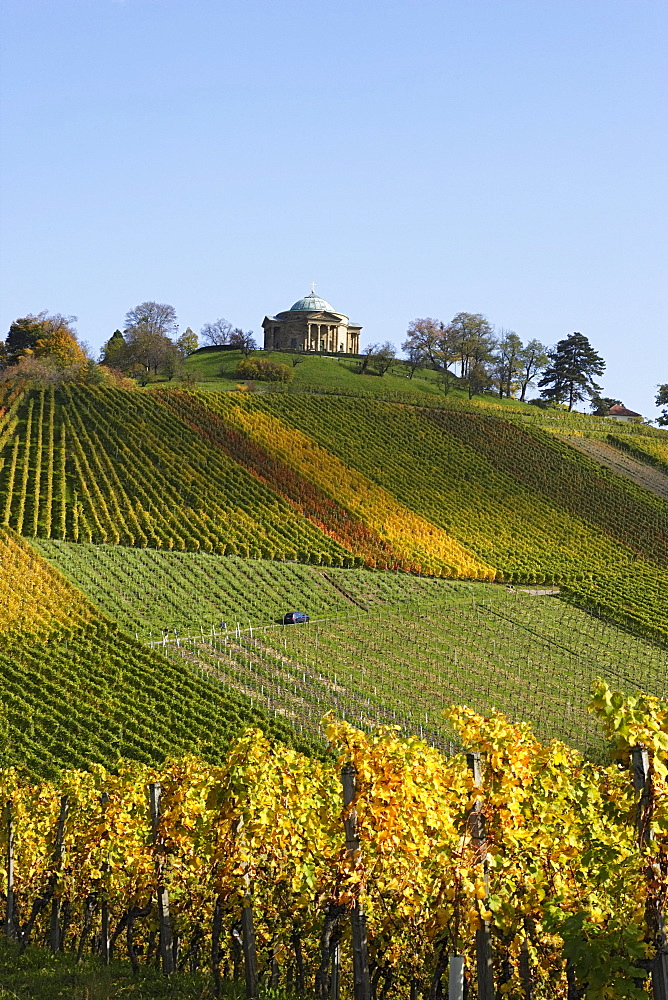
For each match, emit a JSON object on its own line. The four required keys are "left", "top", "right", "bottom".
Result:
{"left": 560, "top": 435, "right": 668, "bottom": 501}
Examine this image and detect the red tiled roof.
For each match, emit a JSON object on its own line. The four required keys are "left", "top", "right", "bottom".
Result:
{"left": 607, "top": 404, "right": 642, "bottom": 417}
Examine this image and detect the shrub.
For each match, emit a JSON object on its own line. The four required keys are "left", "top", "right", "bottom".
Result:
{"left": 237, "top": 358, "right": 294, "bottom": 384}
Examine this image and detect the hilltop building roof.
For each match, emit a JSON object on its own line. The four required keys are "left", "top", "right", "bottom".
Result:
{"left": 607, "top": 404, "right": 642, "bottom": 418}
{"left": 289, "top": 293, "right": 335, "bottom": 313}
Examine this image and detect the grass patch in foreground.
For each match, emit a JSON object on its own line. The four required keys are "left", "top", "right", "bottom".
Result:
{"left": 0, "top": 940, "right": 293, "bottom": 1000}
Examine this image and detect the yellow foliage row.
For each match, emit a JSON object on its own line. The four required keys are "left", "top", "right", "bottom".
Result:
{"left": 226, "top": 406, "right": 496, "bottom": 581}
{"left": 0, "top": 684, "right": 664, "bottom": 996}
{"left": 0, "top": 528, "right": 91, "bottom": 639}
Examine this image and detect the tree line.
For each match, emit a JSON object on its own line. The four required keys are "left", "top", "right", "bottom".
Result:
{"left": 0, "top": 302, "right": 662, "bottom": 418}
{"left": 100, "top": 305, "right": 258, "bottom": 385}
{"left": 0, "top": 303, "right": 257, "bottom": 388}
{"left": 397, "top": 313, "right": 613, "bottom": 412}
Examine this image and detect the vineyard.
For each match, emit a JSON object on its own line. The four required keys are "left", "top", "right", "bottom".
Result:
{"left": 608, "top": 433, "right": 668, "bottom": 478}
{"left": 0, "top": 528, "right": 316, "bottom": 779}
{"left": 2, "top": 384, "right": 668, "bottom": 640}
{"left": 1, "top": 371, "right": 668, "bottom": 997}
{"left": 22, "top": 537, "right": 668, "bottom": 762}
{"left": 196, "top": 391, "right": 668, "bottom": 640}
{"left": 560, "top": 437, "right": 668, "bottom": 502}
{"left": 0, "top": 384, "right": 349, "bottom": 561}
{"left": 1, "top": 683, "right": 667, "bottom": 999}
{"left": 31, "top": 540, "right": 480, "bottom": 639}
{"left": 158, "top": 595, "right": 668, "bottom": 761}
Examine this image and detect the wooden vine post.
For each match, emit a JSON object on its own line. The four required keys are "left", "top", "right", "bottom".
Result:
{"left": 631, "top": 745, "right": 668, "bottom": 1000}
{"left": 49, "top": 795, "right": 69, "bottom": 953}
{"left": 234, "top": 816, "right": 259, "bottom": 1000}
{"left": 341, "top": 763, "right": 371, "bottom": 1000}
{"left": 467, "top": 752, "right": 494, "bottom": 1000}
{"left": 100, "top": 791, "right": 110, "bottom": 965}
{"left": 241, "top": 878, "right": 259, "bottom": 1000}
{"left": 149, "top": 782, "right": 174, "bottom": 975}
{"left": 5, "top": 800, "right": 15, "bottom": 940}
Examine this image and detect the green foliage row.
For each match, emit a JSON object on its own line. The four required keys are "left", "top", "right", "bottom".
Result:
{"left": 0, "top": 531, "right": 318, "bottom": 779}
{"left": 32, "top": 540, "right": 476, "bottom": 639}
{"left": 0, "top": 385, "right": 349, "bottom": 562}
{"left": 0, "top": 615, "right": 318, "bottom": 780}
{"left": 35, "top": 537, "right": 667, "bottom": 764}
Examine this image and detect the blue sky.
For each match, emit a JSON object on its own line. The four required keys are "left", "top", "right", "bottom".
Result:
{"left": 1, "top": 0, "right": 665, "bottom": 415}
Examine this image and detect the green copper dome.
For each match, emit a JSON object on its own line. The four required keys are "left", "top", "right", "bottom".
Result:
{"left": 289, "top": 292, "right": 335, "bottom": 313}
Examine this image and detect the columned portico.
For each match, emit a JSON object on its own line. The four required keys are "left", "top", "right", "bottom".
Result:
{"left": 262, "top": 292, "right": 362, "bottom": 354}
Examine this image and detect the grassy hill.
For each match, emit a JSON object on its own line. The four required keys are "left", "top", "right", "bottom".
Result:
{"left": 182, "top": 346, "right": 539, "bottom": 409}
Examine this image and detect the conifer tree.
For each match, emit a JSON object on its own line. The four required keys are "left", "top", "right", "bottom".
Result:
{"left": 656, "top": 384, "right": 668, "bottom": 426}
{"left": 538, "top": 332, "right": 605, "bottom": 411}
{"left": 100, "top": 329, "right": 127, "bottom": 367}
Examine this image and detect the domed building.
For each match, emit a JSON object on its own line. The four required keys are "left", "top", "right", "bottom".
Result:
{"left": 262, "top": 291, "right": 362, "bottom": 354}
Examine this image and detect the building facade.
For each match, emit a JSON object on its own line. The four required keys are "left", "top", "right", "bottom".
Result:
{"left": 262, "top": 292, "right": 361, "bottom": 354}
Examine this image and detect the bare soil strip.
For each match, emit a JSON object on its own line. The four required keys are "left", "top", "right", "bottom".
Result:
{"left": 561, "top": 435, "right": 668, "bottom": 502}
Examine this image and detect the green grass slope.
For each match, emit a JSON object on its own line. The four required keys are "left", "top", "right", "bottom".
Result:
{"left": 182, "top": 346, "right": 536, "bottom": 409}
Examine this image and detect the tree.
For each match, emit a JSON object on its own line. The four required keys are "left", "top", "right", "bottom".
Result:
{"left": 201, "top": 318, "right": 233, "bottom": 347}
{"left": 435, "top": 368, "right": 456, "bottom": 395}
{"left": 177, "top": 328, "right": 198, "bottom": 358}
{"left": 124, "top": 301, "right": 178, "bottom": 340}
{"left": 371, "top": 341, "right": 396, "bottom": 376}
{"left": 160, "top": 345, "right": 182, "bottom": 381}
{"left": 518, "top": 339, "right": 549, "bottom": 401}
{"left": 357, "top": 343, "right": 379, "bottom": 374}
{"left": 100, "top": 330, "right": 127, "bottom": 367}
{"left": 538, "top": 333, "right": 605, "bottom": 411}
{"left": 444, "top": 313, "right": 495, "bottom": 380}
{"left": 656, "top": 385, "right": 668, "bottom": 426}
{"left": 5, "top": 315, "right": 47, "bottom": 362}
{"left": 4, "top": 312, "right": 83, "bottom": 367}
{"left": 402, "top": 318, "right": 459, "bottom": 374}
{"left": 122, "top": 302, "right": 179, "bottom": 376}
{"left": 229, "top": 329, "right": 257, "bottom": 356}
{"left": 33, "top": 316, "right": 86, "bottom": 368}
{"left": 466, "top": 358, "right": 495, "bottom": 399}
{"left": 402, "top": 318, "right": 442, "bottom": 369}
{"left": 590, "top": 395, "right": 622, "bottom": 416}
{"left": 4, "top": 312, "right": 87, "bottom": 372}
{"left": 403, "top": 343, "right": 425, "bottom": 379}
{"left": 124, "top": 328, "right": 173, "bottom": 374}
{"left": 492, "top": 330, "right": 524, "bottom": 399}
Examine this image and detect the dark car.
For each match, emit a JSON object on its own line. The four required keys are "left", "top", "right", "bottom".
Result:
{"left": 283, "top": 611, "right": 310, "bottom": 625}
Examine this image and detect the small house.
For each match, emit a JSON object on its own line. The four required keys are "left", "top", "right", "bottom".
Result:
{"left": 605, "top": 403, "right": 643, "bottom": 422}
